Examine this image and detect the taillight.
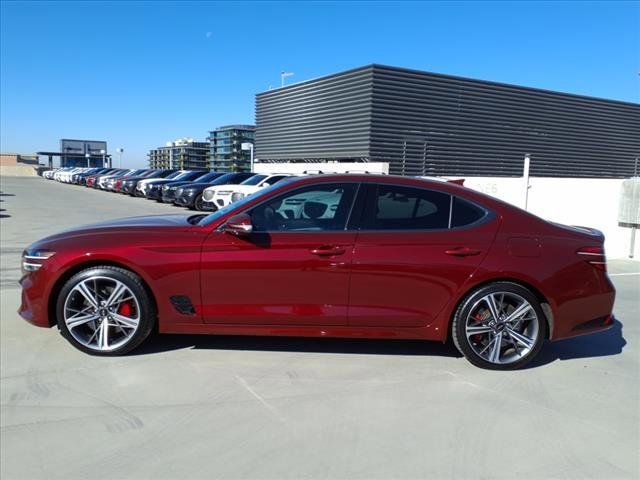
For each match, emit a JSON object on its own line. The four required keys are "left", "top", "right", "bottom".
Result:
{"left": 576, "top": 246, "right": 607, "bottom": 271}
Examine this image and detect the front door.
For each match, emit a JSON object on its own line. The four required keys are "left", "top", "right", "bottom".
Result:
{"left": 200, "top": 182, "right": 360, "bottom": 326}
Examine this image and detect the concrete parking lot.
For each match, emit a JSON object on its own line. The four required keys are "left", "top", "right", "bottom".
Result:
{"left": 1, "top": 175, "right": 638, "bottom": 480}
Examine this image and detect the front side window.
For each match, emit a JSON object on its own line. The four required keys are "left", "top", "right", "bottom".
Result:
{"left": 248, "top": 183, "right": 358, "bottom": 232}
{"left": 363, "top": 184, "right": 451, "bottom": 230}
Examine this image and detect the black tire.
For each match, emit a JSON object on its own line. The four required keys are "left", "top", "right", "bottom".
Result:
{"left": 451, "top": 281, "right": 547, "bottom": 370}
{"left": 56, "top": 266, "right": 156, "bottom": 356}
{"left": 194, "top": 194, "right": 204, "bottom": 211}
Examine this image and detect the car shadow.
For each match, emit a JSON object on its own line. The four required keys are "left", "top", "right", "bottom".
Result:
{"left": 134, "top": 333, "right": 463, "bottom": 358}
{"left": 526, "top": 319, "right": 626, "bottom": 368}
{"left": 134, "top": 319, "right": 626, "bottom": 367}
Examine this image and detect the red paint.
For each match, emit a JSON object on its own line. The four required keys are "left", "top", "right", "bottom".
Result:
{"left": 18, "top": 175, "right": 615, "bottom": 344}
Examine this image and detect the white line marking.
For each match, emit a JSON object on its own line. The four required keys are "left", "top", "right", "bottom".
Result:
{"left": 235, "top": 375, "right": 286, "bottom": 422}
{"left": 609, "top": 273, "right": 640, "bottom": 277}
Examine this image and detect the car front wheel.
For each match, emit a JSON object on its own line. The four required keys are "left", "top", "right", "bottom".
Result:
{"left": 193, "top": 194, "right": 204, "bottom": 211}
{"left": 452, "top": 282, "right": 547, "bottom": 370}
{"left": 56, "top": 266, "right": 156, "bottom": 355}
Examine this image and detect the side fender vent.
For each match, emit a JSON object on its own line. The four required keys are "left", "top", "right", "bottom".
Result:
{"left": 170, "top": 295, "right": 196, "bottom": 315}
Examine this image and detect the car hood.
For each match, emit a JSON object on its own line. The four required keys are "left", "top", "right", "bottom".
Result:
{"left": 178, "top": 182, "right": 213, "bottom": 190}
{"left": 32, "top": 214, "right": 197, "bottom": 247}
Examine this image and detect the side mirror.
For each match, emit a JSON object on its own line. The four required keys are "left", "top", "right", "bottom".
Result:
{"left": 224, "top": 213, "right": 253, "bottom": 235}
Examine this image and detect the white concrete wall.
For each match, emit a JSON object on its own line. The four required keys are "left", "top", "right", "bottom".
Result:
{"left": 463, "top": 177, "right": 638, "bottom": 260}
{"left": 252, "top": 160, "right": 637, "bottom": 259}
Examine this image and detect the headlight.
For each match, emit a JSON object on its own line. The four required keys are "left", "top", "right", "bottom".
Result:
{"left": 231, "top": 192, "right": 246, "bottom": 202}
{"left": 22, "top": 250, "right": 55, "bottom": 274}
{"left": 176, "top": 188, "right": 184, "bottom": 196}
{"left": 183, "top": 189, "right": 196, "bottom": 197}
{"left": 203, "top": 190, "right": 214, "bottom": 201}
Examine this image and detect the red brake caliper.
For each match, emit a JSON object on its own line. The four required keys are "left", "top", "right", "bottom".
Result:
{"left": 118, "top": 302, "right": 132, "bottom": 317}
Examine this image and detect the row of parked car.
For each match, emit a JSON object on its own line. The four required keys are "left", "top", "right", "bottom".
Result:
{"left": 43, "top": 167, "right": 293, "bottom": 211}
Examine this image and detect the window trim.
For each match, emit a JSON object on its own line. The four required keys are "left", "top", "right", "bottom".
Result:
{"left": 356, "top": 182, "right": 493, "bottom": 233}
{"left": 234, "top": 181, "right": 363, "bottom": 234}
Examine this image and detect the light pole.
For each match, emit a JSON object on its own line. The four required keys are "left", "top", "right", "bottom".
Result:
{"left": 241, "top": 142, "right": 254, "bottom": 172}
{"left": 117, "top": 148, "right": 124, "bottom": 168}
{"left": 84, "top": 153, "right": 90, "bottom": 168}
{"left": 281, "top": 71, "right": 294, "bottom": 87}
{"left": 100, "top": 149, "right": 106, "bottom": 168}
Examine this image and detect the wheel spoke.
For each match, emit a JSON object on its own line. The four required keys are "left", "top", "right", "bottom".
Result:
{"left": 484, "top": 294, "right": 501, "bottom": 322}
{"left": 105, "top": 282, "right": 127, "bottom": 308}
{"left": 111, "top": 312, "right": 138, "bottom": 329}
{"left": 466, "top": 325, "right": 493, "bottom": 336}
{"left": 488, "top": 332, "right": 503, "bottom": 363}
{"left": 76, "top": 282, "right": 98, "bottom": 308}
{"left": 109, "top": 295, "right": 135, "bottom": 308}
{"left": 505, "top": 327, "right": 534, "bottom": 350}
{"left": 67, "top": 314, "right": 100, "bottom": 330}
{"left": 503, "top": 302, "right": 532, "bottom": 324}
{"left": 97, "top": 320, "right": 109, "bottom": 349}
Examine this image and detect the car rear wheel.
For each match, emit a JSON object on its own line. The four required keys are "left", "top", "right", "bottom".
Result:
{"left": 452, "top": 282, "right": 547, "bottom": 370}
{"left": 56, "top": 266, "right": 156, "bottom": 355}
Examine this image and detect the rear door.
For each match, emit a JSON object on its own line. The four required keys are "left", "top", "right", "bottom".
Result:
{"left": 349, "top": 183, "right": 498, "bottom": 328}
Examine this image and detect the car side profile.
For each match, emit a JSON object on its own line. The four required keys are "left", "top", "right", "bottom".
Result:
{"left": 19, "top": 174, "right": 615, "bottom": 369}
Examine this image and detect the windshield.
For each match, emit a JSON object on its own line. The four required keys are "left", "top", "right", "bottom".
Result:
{"left": 240, "top": 175, "right": 267, "bottom": 186}
{"left": 196, "top": 172, "right": 222, "bottom": 183}
{"left": 165, "top": 171, "right": 184, "bottom": 179}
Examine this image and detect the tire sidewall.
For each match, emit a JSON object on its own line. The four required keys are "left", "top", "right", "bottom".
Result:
{"left": 452, "top": 282, "right": 547, "bottom": 370}
{"left": 56, "top": 266, "right": 155, "bottom": 356}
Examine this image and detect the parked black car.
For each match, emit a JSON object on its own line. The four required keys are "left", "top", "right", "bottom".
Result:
{"left": 160, "top": 172, "right": 225, "bottom": 203}
{"left": 120, "top": 170, "right": 176, "bottom": 196}
{"left": 174, "top": 172, "right": 256, "bottom": 210}
{"left": 144, "top": 170, "right": 210, "bottom": 200}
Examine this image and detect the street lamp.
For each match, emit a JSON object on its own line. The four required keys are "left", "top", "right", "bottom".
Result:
{"left": 117, "top": 148, "right": 124, "bottom": 168}
{"left": 84, "top": 153, "right": 90, "bottom": 167}
{"left": 281, "top": 71, "right": 294, "bottom": 87}
{"left": 100, "top": 149, "right": 106, "bottom": 168}
{"left": 241, "top": 142, "right": 254, "bottom": 172}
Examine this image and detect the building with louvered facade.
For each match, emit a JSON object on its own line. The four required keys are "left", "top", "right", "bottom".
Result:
{"left": 255, "top": 64, "right": 639, "bottom": 178}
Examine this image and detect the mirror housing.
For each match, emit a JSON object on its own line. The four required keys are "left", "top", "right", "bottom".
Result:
{"left": 224, "top": 213, "right": 253, "bottom": 235}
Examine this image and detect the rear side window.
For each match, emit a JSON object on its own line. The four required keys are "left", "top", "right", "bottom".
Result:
{"left": 363, "top": 184, "right": 451, "bottom": 230}
{"left": 451, "top": 197, "right": 486, "bottom": 228}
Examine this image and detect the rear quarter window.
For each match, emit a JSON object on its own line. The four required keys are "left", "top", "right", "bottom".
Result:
{"left": 451, "top": 197, "right": 486, "bottom": 228}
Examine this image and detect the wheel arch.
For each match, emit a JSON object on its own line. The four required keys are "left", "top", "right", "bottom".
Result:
{"left": 447, "top": 277, "right": 554, "bottom": 341}
{"left": 47, "top": 260, "right": 158, "bottom": 328}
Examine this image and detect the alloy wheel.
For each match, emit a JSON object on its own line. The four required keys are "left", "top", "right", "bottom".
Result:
{"left": 464, "top": 291, "right": 540, "bottom": 365}
{"left": 63, "top": 276, "right": 140, "bottom": 352}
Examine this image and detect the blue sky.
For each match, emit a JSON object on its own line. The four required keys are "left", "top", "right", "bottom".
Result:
{"left": 1, "top": 1, "right": 639, "bottom": 168}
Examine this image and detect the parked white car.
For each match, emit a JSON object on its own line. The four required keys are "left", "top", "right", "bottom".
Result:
{"left": 55, "top": 167, "right": 85, "bottom": 183}
{"left": 201, "top": 174, "right": 292, "bottom": 210}
{"left": 97, "top": 169, "right": 133, "bottom": 189}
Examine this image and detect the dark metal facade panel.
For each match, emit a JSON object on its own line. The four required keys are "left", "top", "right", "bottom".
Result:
{"left": 255, "top": 64, "right": 640, "bottom": 178}
{"left": 255, "top": 67, "right": 374, "bottom": 161}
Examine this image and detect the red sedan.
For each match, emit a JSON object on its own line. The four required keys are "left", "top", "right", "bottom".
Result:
{"left": 18, "top": 175, "right": 615, "bottom": 369}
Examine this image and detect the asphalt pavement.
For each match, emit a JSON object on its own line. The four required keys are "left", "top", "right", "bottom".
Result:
{"left": 1, "top": 175, "right": 638, "bottom": 480}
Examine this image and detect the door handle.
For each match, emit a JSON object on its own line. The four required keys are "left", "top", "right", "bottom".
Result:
{"left": 310, "top": 245, "right": 347, "bottom": 256}
{"left": 445, "top": 247, "right": 481, "bottom": 257}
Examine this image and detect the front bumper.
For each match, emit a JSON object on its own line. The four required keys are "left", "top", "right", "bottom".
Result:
{"left": 18, "top": 273, "right": 52, "bottom": 328}
{"left": 201, "top": 200, "right": 218, "bottom": 212}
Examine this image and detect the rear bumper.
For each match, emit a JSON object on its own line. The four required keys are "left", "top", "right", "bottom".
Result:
{"left": 551, "top": 277, "right": 615, "bottom": 340}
